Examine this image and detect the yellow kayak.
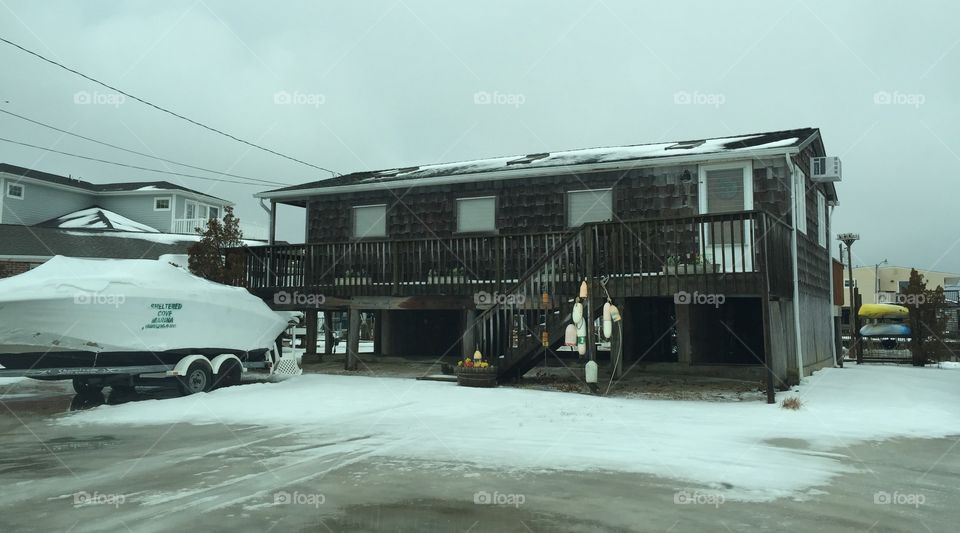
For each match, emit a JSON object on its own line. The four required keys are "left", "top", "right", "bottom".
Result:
{"left": 858, "top": 303, "right": 909, "bottom": 319}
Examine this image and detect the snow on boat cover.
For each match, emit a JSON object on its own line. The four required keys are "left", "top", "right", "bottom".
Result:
{"left": 0, "top": 256, "right": 290, "bottom": 369}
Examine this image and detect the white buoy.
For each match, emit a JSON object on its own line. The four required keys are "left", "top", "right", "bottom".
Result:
{"left": 572, "top": 301, "right": 584, "bottom": 326}
{"left": 585, "top": 360, "right": 598, "bottom": 384}
{"left": 609, "top": 304, "right": 622, "bottom": 322}
{"left": 579, "top": 280, "right": 588, "bottom": 298}
{"left": 602, "top": 302, "right": 612, "bottom": 339}
{"left": 564, "top": 324, "right": 577, "bottom": 346}
{"left": 576, "top": 319, "right": 587, "bottom": 355}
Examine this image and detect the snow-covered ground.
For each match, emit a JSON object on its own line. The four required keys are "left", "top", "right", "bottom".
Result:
{"left": 60, "top": 365, "right": 960, "bottom": 502}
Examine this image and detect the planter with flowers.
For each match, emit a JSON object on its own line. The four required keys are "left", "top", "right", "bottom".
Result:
{"left": 455, "top": 350, "right": 497, "bottom": 388}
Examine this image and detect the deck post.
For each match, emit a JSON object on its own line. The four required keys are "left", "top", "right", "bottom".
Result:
{"left": 304, "top": 309, "right": 319, "bottom": 363}
{"left": 346, "top": 308, "right": 360, "bottom": 371}
{"left": 758, "top": 214, "right": 777, "bottom": 404}
{"left": 462, "top": 309, "right": 477, "bottom": 359}
{"left": 584, "top": 226, "right": 596, "bottom": 362}
{"left": 373, "top": 310, "right": 383, "bottom": 355}
{"left": 380, "top": 310, "right": 393, "bottom": 356}
{"left": 323, "top": 310, "right": 335, "bottom": 356}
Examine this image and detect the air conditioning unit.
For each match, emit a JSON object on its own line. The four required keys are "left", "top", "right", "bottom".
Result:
{"left": 810, "top": 156, "right": 841, "bottom": 182}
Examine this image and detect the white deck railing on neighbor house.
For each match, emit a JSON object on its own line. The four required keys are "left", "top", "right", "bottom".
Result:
{"left": 171, "top": 218, "right": 210, "bottom": 235}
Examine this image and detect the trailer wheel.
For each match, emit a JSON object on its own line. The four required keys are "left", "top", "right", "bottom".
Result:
{"left": 213, "top": 360, "right": 242, "bottom": 389}
{"left": 72, "top": 378, "right": 103, "bottom": 395}
{"left": 177, "top": 362, "right": 212, "bottom": 395}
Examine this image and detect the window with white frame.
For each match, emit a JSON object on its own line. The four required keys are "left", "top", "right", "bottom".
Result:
{"left": 209, "top": 206, "right": 221, "bottom": 219}
{"left": 184, "top": 200, "right": 197, "bottom": 219}
{"left": 456, "top": 196, "right": 496, "bottom": 233}
{"left": 154, "top": 197, "right": 171, "bottom": 211}
{"left": 816, "top": 192, "right": 827, "bottom": 247}
{"left": 794, "top": 170, "right": 807, "bottom": 234}
{"left": 353, "top": 204, "right": 386, "bottom": 238}
{"left": 6, "top": 182, "right": 24, "bottom": 199}
{"left": 567, "top": 189, "right": 613, "bottom": 227}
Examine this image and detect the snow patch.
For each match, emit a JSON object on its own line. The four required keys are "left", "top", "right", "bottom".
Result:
{"left": 60, "top": 365, "right": 960, "bottom": 501}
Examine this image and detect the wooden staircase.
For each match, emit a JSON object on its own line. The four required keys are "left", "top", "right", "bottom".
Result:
{"left": 471, "top": 227, "right": 596, "bottom": 383}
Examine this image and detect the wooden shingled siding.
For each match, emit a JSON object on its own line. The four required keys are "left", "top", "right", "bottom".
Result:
{"left": 306, "top": 165, "right": 701, "bottom": 243}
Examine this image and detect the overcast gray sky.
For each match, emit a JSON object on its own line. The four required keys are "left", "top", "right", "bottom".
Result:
{"left": 1, "top": 0, "right": 957, "bottom": 272}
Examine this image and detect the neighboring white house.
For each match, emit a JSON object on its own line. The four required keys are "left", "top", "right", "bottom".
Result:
{"left": 0, "top": 163, "right": 232, "bottom": 233}
{"left": 0, "top": 163, "right": 253, "bottom": 278}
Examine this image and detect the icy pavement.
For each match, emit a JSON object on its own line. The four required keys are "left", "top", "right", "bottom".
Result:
{"left": 60, "top": 364, "right": 960, "bottom": 502}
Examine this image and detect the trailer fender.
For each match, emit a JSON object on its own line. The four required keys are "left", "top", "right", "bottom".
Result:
{"left": 210, "top": 354, "right": 244, "bottom": 376}
{"left": 170, "top": 355, "right": 212, "bottom": 377}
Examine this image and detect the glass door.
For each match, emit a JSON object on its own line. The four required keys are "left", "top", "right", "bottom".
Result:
{"left": 698, "top": 162, "right": 753, "bottom": 272}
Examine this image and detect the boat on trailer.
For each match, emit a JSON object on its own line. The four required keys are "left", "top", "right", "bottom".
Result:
{"left": 0, "top": 256, "right": 298, "bottom": 394}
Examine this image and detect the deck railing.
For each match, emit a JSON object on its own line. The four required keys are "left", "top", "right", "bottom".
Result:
{"left": 233, "top": 210, "right": 793, "bottom": 300}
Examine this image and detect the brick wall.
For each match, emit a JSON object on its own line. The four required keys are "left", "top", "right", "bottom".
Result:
{"left": 0, "top": 260, "right": 37, "bottom": 279}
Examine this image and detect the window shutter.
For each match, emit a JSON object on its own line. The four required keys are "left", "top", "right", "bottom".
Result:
{"left": 457, "top": 197, "right": 495, "bottom": 232}
{"left": 567, "top": 189, "right": 612, "bottom": 227}
{"left": 353, "top": 205, "right": 386, "bottom": 238}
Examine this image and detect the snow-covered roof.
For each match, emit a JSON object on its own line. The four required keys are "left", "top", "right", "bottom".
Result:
{"left": 0, "top": 163, "right": 231, "bottom": 203}
{"left": 38, "top": 207, "right": 160, "bottom": 233}
{"left": 260, "top": 127, "right": 820, "bottom": 201}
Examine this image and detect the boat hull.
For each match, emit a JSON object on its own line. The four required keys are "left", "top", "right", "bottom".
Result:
{"left": 0, "top": 257, "right": 291, "bottom": 369}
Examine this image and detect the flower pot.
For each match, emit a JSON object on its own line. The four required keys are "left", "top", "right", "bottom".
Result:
{"left": 454, "top": 366, "right": 498, "bottom": 388}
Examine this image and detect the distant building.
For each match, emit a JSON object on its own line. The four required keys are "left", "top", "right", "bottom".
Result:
{"left": 840, "top": 265, "right": 960, "bottom": 306}
{"left": 0, "top": 163, "right": 247, "bottom": 278}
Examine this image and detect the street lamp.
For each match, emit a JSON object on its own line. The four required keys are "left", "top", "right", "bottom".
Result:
{"left": 874, "top": 259, "right": 888, "bottom": 302}
{"left": 838, "top": 233, "right": 860, "bottom": 364}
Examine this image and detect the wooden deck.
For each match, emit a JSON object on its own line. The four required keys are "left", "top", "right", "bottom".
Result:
{"left": 233, "top": 210, "right": 793, "bottom": 308}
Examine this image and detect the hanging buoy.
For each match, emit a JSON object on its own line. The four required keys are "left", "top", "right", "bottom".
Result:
{"left": 602, "top": 302, "right": 612, "bottom": 339}
{"left": 579, "top": 280, "right": 588, "bottom": 298}
{"left": 473, "top": 349, "right": 482, "bottom": 361}
{"left": 541, "top": 330, "right": 549, "bottom": 347}
{"left": 564, "top": 324, "right": 577, "bottom": 346}
{"left": 541, "top": 291, "right": 550, "bottom": 309}
{"left": 585, "top": 360, "right": 598, "bottom": 384}
{"left": 609, "top": 304, "right": 622, "bottom": 322}
{"left": 572, "top": 300, "right": 584, "bottom": 326}
{"left": 576, "top": 319, "right": 587, "bottom": 356}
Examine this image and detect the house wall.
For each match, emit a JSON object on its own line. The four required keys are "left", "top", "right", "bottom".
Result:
{"left": 99, "top": 194, "right": 176, "bottom": 232}
{"left": 0, "top": 178, "right": 95, "bottom": 225}
{"left": 305, "top": 158, "right": 808, "bottom": 243}
{"left": 0, "top": 260, "right": 39, "bottom": 279}
{"left": 797, "top": 288, "right": 836, "bottom": 375}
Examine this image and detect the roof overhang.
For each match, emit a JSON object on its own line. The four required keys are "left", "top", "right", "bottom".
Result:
{"left": 257, "top": 145, "right": 803, "bottom": 204}
{"left": 0, "top": 172, "right": 233, "bottom": 206}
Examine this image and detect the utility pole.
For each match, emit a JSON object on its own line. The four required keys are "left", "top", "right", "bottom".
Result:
{"left": 838, "top": 233, "right": 860, "bottom": 364}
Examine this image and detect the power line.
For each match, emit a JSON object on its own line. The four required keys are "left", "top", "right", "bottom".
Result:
{"left": 0, "top": 35, "right": 339, "bottom": 177}
{"left": 0, "top": 136, "right": 288, "bottom": 188}
{"left": 0, "top": 108, "right": 293, "bottom": 187}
